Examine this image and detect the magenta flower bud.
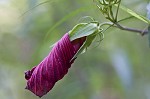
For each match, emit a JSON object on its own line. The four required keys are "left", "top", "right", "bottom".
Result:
{"left": 25, "top": 33, "right": 86, "bottom": 97}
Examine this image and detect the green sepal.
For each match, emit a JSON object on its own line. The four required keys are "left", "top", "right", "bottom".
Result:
{"left": 69, "top": 22, "right": 99, "bottom": 41}
{"left": 68, "top": 22, "right": 101, "bottom": 62}
{"left": 70, "top": 32, "right": 97, "bottom": 62}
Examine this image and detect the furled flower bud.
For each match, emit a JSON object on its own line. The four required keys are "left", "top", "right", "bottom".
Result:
{"left": 25, "top": 33, "right": 86, "bottom": 97}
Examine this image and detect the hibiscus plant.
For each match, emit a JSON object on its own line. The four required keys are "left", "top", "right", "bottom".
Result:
{"left": 24, "top": 0, "right": 150, "bottom": 97}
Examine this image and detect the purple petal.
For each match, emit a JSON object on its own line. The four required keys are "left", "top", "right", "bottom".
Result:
{"left": 25, "top": 33, "right": 85, "bottom": 97}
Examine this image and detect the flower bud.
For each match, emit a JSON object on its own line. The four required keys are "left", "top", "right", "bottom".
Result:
{"left": 25, "top": 33, "right": 86, "bottom": 97}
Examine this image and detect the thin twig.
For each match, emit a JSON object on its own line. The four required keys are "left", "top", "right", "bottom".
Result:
{"left": 99, "top": 22, "right": 148, "bottom": 36}
{"left": 114, "top": 23, "right": 148, "bottom": 36}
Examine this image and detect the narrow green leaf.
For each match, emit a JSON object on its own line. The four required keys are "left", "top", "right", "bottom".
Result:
{"left": 119, "top": 5, "right": 150, "bottom": 24}
{"left": 69, "top": 22, "right": 99, "bottom": 41}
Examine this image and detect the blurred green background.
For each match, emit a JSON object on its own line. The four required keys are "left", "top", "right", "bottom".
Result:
{"left": 0, "top": 0, "right": 150, "bottom": 99}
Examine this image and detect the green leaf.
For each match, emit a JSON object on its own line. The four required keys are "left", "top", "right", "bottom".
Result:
{"left": 119, "top": 5, "right": 150, "bottom": 24}
{"left": 69, "top": 22, "right": 99, "bottom": 41}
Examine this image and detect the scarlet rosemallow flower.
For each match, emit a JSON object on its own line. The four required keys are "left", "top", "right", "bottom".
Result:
{"left": 25, "top": 33, "right": 86, "bottom": 97}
